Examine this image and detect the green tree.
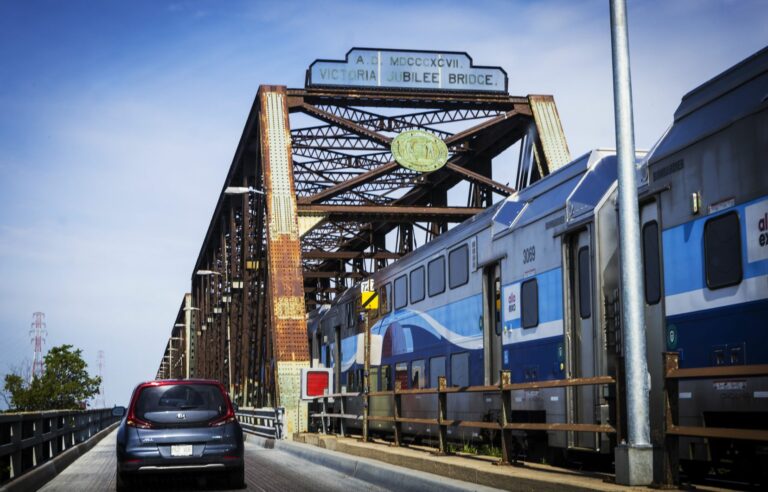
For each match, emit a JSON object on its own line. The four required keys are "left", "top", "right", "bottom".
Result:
{"left": 2, "top": 345, "right": 101, "bottom": 411}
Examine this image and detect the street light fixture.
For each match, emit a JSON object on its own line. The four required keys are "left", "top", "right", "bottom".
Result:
{"left": 224, "top": 186, "right": 265, "bottom": 195}
{"left": 196, "top": 270, "right": 221, "bottom": 276}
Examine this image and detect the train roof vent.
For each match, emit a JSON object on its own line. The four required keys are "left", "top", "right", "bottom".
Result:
{"left": 491, "top": 199, "right": 527, "bottom": 237}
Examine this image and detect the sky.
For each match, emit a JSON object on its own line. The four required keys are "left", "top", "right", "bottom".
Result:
{"left": 0, "top": 0, "right": 765, "bottom": 408}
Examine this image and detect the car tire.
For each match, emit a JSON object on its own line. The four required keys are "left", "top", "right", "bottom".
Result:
{"left": 227, "top": 465, "right": 245, "bottom": 489}
{"left": 115, "top": 465, "right": 133, "bottom": 492}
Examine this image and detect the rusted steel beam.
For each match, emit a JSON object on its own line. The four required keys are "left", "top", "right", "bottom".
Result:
{"left": 289, "top": 87, "right": 528, "bottom": 109}
{"left": 666, "top": 364, "right": 768, "bottom": 380}
{"left": 298, "top": 161, "right": 399, "bottom": 204}
{"left": 444, "top": 109, "right": 524, "bottom": 147}
{"left": 502, "top": 375, "right": 616, "bottom": 391}
{"left": 298, "top": 204, "right": 484, "bottom": 222}
{"left": 303, "top": 250, "right": 402, "bottom": 260}
{"left": 300, "top": 103, "right": 392, "bottom": 147}
{"left": 444, "top": 162, "right": 516, "bottom": 196}
{"left": 667, "top": 425, "right": 768, "bottom": 441}
{"left": 259, "top": 86, "right": 310, "bottom": 434}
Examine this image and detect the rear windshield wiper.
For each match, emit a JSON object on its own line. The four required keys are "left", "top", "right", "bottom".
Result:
{"left": 178, "top": 405, "right": 201, "bottom": 410}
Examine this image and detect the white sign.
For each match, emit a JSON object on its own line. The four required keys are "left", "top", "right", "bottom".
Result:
{"left": 361, "top": 278, "right": 375, "bottom": 293}
{"left": 745, "top": 198, "right": 768, "bottom": 263}
{"left": 308, "top": 48, "right": 508, "bottom": 93}
{"left": 503, "top": 283, "right": 521, "bottom": 324}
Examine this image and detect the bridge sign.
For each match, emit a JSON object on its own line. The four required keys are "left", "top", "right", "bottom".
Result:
{"left": 306, "top": 48, "right": 508, "bottom": 93}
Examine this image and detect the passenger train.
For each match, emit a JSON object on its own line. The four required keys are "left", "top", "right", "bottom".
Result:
{"left": 307, "top": 47, "right": 768, "bottom": 480}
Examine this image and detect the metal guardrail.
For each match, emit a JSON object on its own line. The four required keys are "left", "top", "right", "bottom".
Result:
{"left": 662, "top": 352, "right": 768, "bottom": 485}
{"left": 309, "top": 371, "right": 616, "bottom": 465}
{"left": 236, "top": 407, "right": 285, "bottom": 440}
{"left": 0, "top": 408, "right": 119, "bottom": 486}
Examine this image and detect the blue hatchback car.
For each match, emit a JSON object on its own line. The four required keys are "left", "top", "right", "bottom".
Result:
{"left": 113, "top": 379, "right": 244, "bottom": 490}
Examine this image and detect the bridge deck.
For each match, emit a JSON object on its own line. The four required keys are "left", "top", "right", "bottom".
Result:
{"left": 41, "top": 430, "right": 388, "bottom": 491}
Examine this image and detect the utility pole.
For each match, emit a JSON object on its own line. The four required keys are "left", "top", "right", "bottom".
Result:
{"left": 609, "top": 0, "right": 653, "bottom": 485}
{"left": 29, "top": 312, "right": 47, "bottom": 381}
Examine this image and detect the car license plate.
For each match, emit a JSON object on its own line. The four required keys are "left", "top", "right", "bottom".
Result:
{"left": 171, "top": 444, "right": 193, "bottom": 457}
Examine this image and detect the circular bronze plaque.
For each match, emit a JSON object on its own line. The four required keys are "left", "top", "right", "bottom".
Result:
{"left": 391, "top": 130, "right": 448, "bottom": 172}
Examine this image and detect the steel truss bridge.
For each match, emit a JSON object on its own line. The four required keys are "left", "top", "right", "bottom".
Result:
{"left": 155, "top": 84, "right": 571, "bottom": 435}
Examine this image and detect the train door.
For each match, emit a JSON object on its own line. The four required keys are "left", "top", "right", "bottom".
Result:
{"left": 483, "top": 262, "right": 503, "bottom": 385}
{"left": 640, "top": 201, "right": 665, "bottom": 454}
{"left": 565, "top": 228, "right": 599, "bottom": 450}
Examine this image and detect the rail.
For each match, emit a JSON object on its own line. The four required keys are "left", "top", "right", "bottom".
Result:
{"left": 236, "top": 407, "right": 285, "bottom": 440}
{"left": 662, "top": 352, "right": 768, "bottom": 485}
{"left": 310, "top": 371, "right": 616, "bottom": 465}
{"left": 0, "top": 408, "right": 119, "bottom": 486}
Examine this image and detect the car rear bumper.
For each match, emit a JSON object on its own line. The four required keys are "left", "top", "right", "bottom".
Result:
{"left": 118, "top": 455, "right": 243, "bottom": 473}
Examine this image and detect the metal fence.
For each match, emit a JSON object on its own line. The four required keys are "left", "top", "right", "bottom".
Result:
{"left": 0, "top": 408, "right": 119, "bottom": 485}
{"left": 309, "top": 371, "right": 617, "bottom": 465}
{"left": 662, "top": 352, "right": 768, "bottom": 485}
{"left": 236, "top": 407, "right": 285, "bottom": 440}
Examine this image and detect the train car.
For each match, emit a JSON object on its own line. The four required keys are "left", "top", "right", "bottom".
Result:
{"left": 308, "top": 47, "right": 768, "bottom": 479}
{"left": 310, "top": 149, "right": 630, "bottom": 460}
{"left": 636, "top": 46, "right": 768, "bottom": 480}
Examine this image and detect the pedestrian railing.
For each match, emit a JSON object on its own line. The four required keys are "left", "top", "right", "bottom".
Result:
{"left": 0, "top": 408, "right": 119, "bottom": 485}
{"left": 309, "top": 371, "right": 617, "bottom": 465}
{"left": 236, "top": 407, "right": 285, "bottom": 440}
{"left": 661, "top": 352, "right": 768, "bottom": 485}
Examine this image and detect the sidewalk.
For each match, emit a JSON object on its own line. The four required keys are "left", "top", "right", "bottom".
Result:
{"left": 292, "top": 433, "right": 640, "bottom": 491}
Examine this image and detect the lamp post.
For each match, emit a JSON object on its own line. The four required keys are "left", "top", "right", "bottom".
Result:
{"left": 610, "top": 0, "right": 652, "bottom": 485}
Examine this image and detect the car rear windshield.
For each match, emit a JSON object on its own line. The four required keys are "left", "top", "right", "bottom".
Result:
{"left": 134, "top": 384, "right": 226, "bottom": 423}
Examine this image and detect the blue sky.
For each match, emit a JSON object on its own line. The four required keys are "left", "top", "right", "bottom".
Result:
{"left": 0, "top": 0, "right": 766, "bottom": 407}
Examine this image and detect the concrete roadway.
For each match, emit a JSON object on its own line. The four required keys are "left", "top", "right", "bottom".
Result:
{"left": 40, "top": 430, "right": 389, "bottom": 491}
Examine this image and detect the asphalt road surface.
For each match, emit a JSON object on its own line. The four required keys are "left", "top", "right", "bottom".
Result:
{"left": 40, "top": 430, "right": 389, "bottom": 491}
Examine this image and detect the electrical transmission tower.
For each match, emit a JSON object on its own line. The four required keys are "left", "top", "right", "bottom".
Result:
{"left": 95, "top": 350, "right": 105, "bottom": 408}
{"left": 29, "top": 312, "right": 47, "bottom": 380}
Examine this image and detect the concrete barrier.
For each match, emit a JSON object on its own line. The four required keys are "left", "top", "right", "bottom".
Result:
{"left": 251, "top": 437, "right": 500, "bottom": 492}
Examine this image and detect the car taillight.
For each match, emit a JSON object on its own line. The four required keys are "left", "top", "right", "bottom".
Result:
{"left": 209, "top": 411, "right": 236, "bottom": 427}
{"left": 126, "top": 416, "right": 153, "bottom": 429}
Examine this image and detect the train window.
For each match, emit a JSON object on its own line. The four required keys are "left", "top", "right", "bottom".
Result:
{"left": 430, "top": 356, "right": 446, "bottom": 388}
{"left": 449, "top": 245, "right": 469, "bottom": 289}
{"left": 642, "top": 221, "right": 662, "bottom": 304}
{"left": 395, "top": 362, "right": 409, "bottom": 390}
{"left": 451, "top": 352, "right": 469, "bottom": 387}
{"left": 578, "top": 247, "right": 592, "bottom": 319}
{"left": 381, "top": 365, "right": 392, "bottom": 391}
{"left": 394, "top": 275, "right": 408, "bottom": 309}
{"left": 379, "top": 283, "right": 391, "bottom": 315}
{"left": 370, "top": 367, "right": 379, "bottom": 392}
{"left": 428, "top": 256, "right": 446, "bottom": 296}
{"left": 410, "top": 267, "right": 425, "bottom": 303}
{"left": 521, "top": 278, "right": 539, "bottom": 328}
{"left": 411, "top": 359, "right": 426, "bottom": 389}
{"left": 704, "top": 212, "right": 743, "bottom": 290}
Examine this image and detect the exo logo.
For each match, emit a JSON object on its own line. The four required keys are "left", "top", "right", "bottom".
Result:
{"left": 746, "top": 199, "right": 768, "bottom": 263}
{"left": 759, "top": 212, "right": 768, "bottom": 247}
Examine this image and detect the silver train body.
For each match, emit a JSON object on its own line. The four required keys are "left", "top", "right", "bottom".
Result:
{"left": 308, "top": 48, "right": 768, "bottom": 477}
